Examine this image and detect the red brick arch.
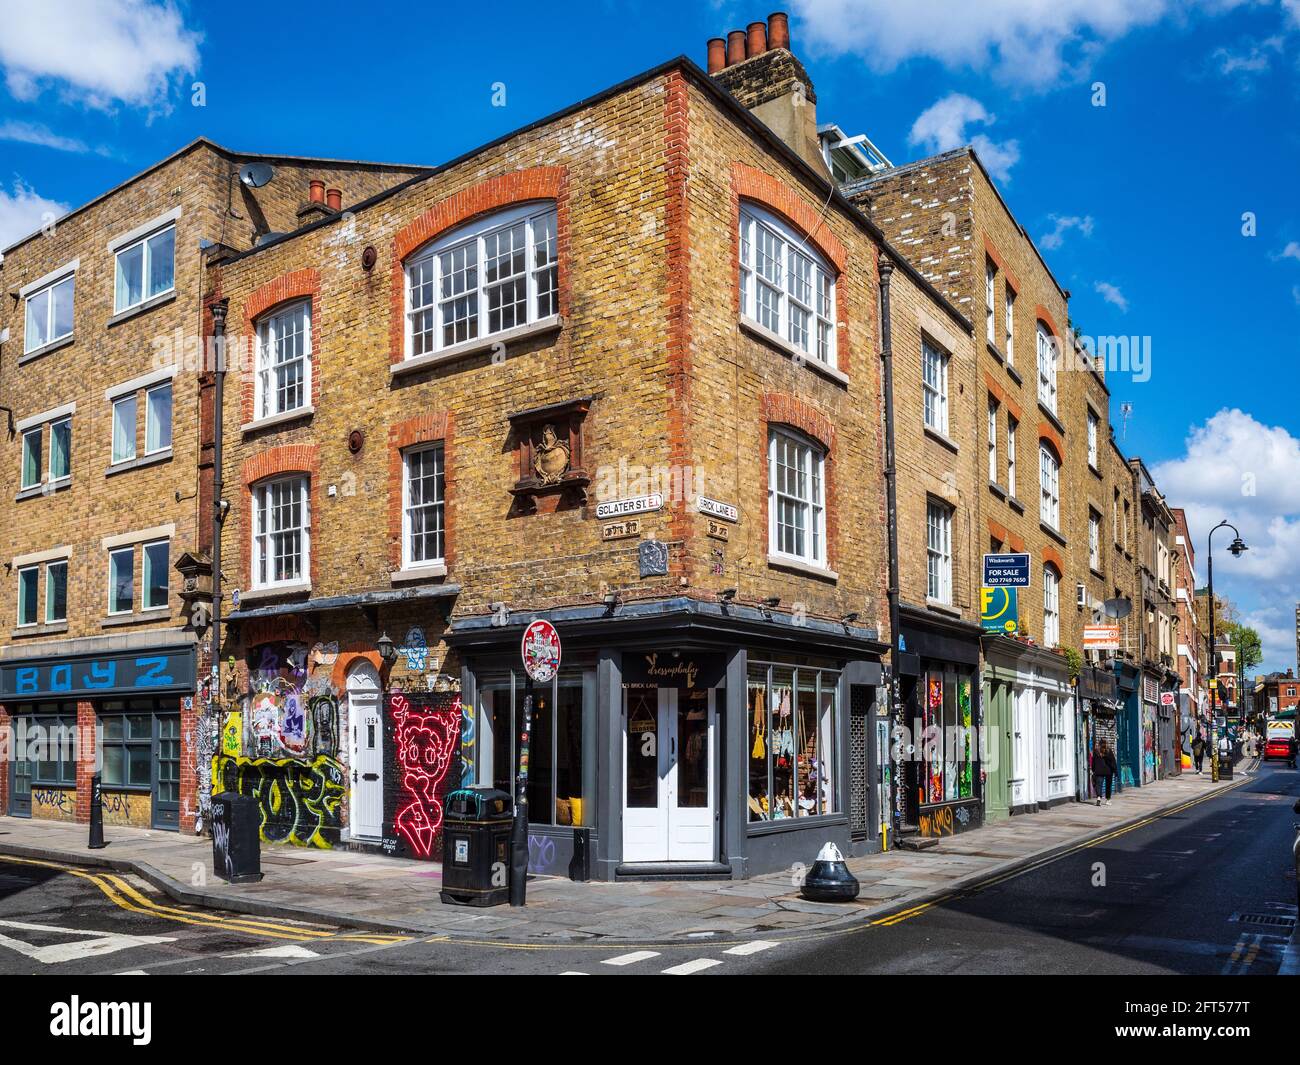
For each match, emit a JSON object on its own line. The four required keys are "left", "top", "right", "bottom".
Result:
{"left": 1042, "top": 545, "right": 1065, "bottom": 573}
{"left": 387, "top": 411, "right": 455, "bottom": 571}
{"left": 761, "top": 392, "right": 839, "bottom": 572}
{"left": 241, "top": 269, "right": 322, "bottom": 423}
{"left": 731, "top": 163, "right": 854, "bottom": 375}
{"left": 240, "top": 444, "right": 321, "bottom": 589}
{"left": 388, "top": 166, "right": 570, "bottom": 365}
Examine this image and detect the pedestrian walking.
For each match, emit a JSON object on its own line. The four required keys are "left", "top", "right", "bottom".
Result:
{"left": 1090, "top": 739, "right": 1116, "bottom": 806}
{"left": 1191, "top": 730, "right": 1205, "bottom": 773}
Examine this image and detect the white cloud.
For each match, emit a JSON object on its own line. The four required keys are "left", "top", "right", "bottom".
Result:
{"left": 1278, "top": 241, "right": 1300, "bottom": 260}
{"left": 1094, "top": 280, "right": 1129, "bottom": 312}
{"left": 1039, "top": 213, "right": 1094, "bottom": 250}
{"left": 0, "top": 179, "right": 69, "bottom": 249}
{"left": 0, "top": 0, "right": 200, "bottom": 113}
{"left": 789, "top": 0, "right": 1255, "bottom": 90}
{"left": 0, "top": 120, "right": 108, "bottom": 155}
{"left": 1210, "top": 34, "right": 1286, "bottom": 86}
{"left": 1152, "top": 409, "right": 1300, "bottom": 671}
{"left": 909, "top": 94, "right": 1021, "bottom": 180}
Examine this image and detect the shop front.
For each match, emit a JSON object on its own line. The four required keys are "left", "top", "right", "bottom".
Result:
{"left": 450, "top": 596, "right": 884, "bottom": 879}
{"left": 897, "top": 607, "right": 983, "bottom": 837}
{"left": 1157, "top": 668, "right": 1181, "bottom": 778}
{"left": 983, "top": 636, "right": 1073, "bottom": 816}
{"left": 1112, "top": 659, "right": 1141, "bottom": 788}
{"left": 1076, "top": 665, "right": 1120, "bottom": 802}
{"left": 1140, "top": 671, "right": 1160, "bottom": 784}
{"left": 0, "top": 633, "right": 196, "bottom": 831}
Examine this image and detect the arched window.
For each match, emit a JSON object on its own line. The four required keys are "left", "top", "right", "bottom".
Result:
{"left": 1036, "top": 322, "right": 1058, "bottom": 414}
{"left": 1039, "top": 442, "right": 1060, "bottom": 529}
{"left": 405, "top": 202, "right": 558, "bottom": 358}
{"left": 1043, "top": 564, "right": 1061, "bottom": 648}
{"left": 739, "top": 203, "right": 837, "bottom": 369}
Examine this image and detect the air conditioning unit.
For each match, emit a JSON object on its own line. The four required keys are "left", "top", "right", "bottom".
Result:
{"left": 1076, "top": 583, "right": 1087, "bottom": 608}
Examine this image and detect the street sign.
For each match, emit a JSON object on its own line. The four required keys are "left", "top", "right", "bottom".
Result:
{"left": 1160, "top": 692, "right": 1175, "bottom": 706}
{"left": 521, "top": 620, "right": 561, "bottom": 683}
{"left": 1083, "top": 624, "right": 1121, "bottom": 651}
{"left": 980, "top": 586, "right": 1018, "bottom": 633}
{"left": 595, "top": 494, "right": 662, "bottom": 520}
{"left": 697, "top": 496, "right": 739, "bottom": 523}
{"left": 983, "top": 552, "right": 1031, "bottom": 587}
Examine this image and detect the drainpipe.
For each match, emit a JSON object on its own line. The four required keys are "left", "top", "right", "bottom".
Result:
{"left": 877, "top": 254, "right": 902, "bottom": 840}
{"left": 209, "top": 300, "right": 229, "bottom": 746}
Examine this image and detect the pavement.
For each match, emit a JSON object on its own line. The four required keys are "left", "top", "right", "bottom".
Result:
{"left": 0, "top": 762, "right": 1254, "bottom": 944}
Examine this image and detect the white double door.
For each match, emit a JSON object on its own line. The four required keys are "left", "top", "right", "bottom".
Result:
{"left": 622, "top": 687, "right": 715, "bottom": 863}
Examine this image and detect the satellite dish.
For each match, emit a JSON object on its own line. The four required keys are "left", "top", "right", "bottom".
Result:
{"left": 1103, "top": 597, "right": 1132, "bottom": 620}
{"left": 239, "top": 162, "right": 275, "bottom": 188}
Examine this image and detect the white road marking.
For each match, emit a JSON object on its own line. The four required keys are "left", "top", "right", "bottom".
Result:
{"left": 0, "top": 919, "right": 176, "bottom": 965}
{"left": 602, "top": 950, "right": 661, "bottom": 967}
{"left": 560, "top": 971, "right": 588, "bottom": 975}
{"left": 117, "top": 970, "right": 149, "bottom": 975}
{"left": 228, "top": 945, "right": 320, "bottom": 960}
{"left": 724, "top": 940, "right": 779, "bottom": 956}
{"left": 662, "top": 957, "right": 723, "bottom": 975}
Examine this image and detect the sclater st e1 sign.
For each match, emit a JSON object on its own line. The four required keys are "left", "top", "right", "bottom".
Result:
{"left": 983, "top": 552, "right": 1031, "bottom": 588}
{"left": 595, "top": 494, "right": 662, "bottom": 520}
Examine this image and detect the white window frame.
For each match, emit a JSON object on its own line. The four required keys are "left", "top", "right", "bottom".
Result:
{"left": 48, "top": 416, "right": 72, "bottom": 482}
{"left": 402, "top": 443, "right": 446, "bottom": 570}
{"left": 1039, "top": 444, "right": 1060, "bottom": 529}
{"left": 922, "top": 338, "right": 949, "bottom": 435}
{"left": 252, "top": 476, "right": 310, "bottom": 590}
{"left": 987, "top": 397, "right": 999, "bottom": 483}
{"left": 17, "top": 565, "right": 39, "bottom": 628}
{"left": 142, "top": 538, "right": 170, "bottom": 611}
{"left": 45, "top": 558, "right": 68, "bottom": 624}
{"left": 1004, "top": 288, "right": 1015, "bottom": 365}
{"left": 1089, "top": 510, "right": 1101, "bottom": 571}
{"left": 108, "top": 546, "right": 135, "bottom": 616}
{"left": 113, "top": 223, "right": 176, "bottom": 314}
{"left": 1007, "top": 415, "right": 1018, "bottom": 497}
{"left": 1037, "top": 322, "right": 1058, "bottom": 415}
{"left": 20, "top": 426, "right": 42, "bottom": 490}
{"left": 739, "top": 203, "right": 837, "bottom": 369}
{"left": 1087, "top": 410, "right": 1099, "bottom": 470}
{"left": 1043, "top": 566, "right": 1060, "bottom": 648}
{"left": 255, "top": 300, "right": 312, "bottom": 420}
{"left": 144, "top": 381, "right": 173, "bottom": 455}
{"left": 405, "top": 202, "right": 558, "bottom": 360}
{"left": 1047, "top": 697, "right": 1066, "bottom": 774}
{"left": 985, "top": 261, "right": 997, "bottom": 345}
{"left": 927, "top": 500, "right": 953, "bottom": 605}
{"left": 768, "top": 427, "right": 827, "bottom": 569}
{"left": 112, "top": 394, "right": 137, "bottom": 465}
{"left": 24, "top": 272, "right": 75, "bottom": 354}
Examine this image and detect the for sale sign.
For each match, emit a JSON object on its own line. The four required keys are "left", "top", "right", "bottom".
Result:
{"left": 983, "top": 553, "right": 1031, "bottom": 587}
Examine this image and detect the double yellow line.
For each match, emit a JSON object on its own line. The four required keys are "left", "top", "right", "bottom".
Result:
{"left": 1, "top": 855, "right": 410, "bottom": 946}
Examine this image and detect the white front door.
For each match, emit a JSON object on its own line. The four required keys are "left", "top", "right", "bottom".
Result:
{"left": 347, "top": 661, "right": 384, "bottom": 839}
{"left": 622, "top": 687, "right": 715, "bottom": 863}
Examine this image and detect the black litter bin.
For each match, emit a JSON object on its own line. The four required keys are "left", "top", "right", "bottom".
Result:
{"left": 440, "top": 787, "right": 513, "bottom": 907}
{"left": 211, "top": 792, "right": 264, "bottom": 884}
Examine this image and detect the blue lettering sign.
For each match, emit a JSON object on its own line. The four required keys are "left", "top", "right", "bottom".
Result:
{"left": 16, "top": 667, "right": 37, "bottom": 694}
{"left": 82, "top": 660, "right": 117, "bottom": 689}
{"left": 49, "top": 663, "right": 72, "bottom": 691}
{"left": 134, "top": 656, "right": 174, "bottom": 688}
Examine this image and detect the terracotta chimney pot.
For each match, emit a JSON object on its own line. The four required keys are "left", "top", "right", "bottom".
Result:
{"left": 726, "top": 29, "right": 747, "bottom": 66}
{"left": 747, "top": 21, "right": 767, "bottom": 57}
{"left": 768, "top": 11, "right": 790, "bottom": 50}
{"left": 326, "top": 187, "right": 342, "bottom": 211}
{"left": 309, "top": 179, "right": 325, "bottom": 204}
{"left": 707, "top": 37, "right": 726, "bottom": 73}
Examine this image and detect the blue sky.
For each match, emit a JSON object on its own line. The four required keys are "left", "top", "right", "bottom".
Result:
{"left": 2, "top": 0, "right": 1299, "bottom": 670}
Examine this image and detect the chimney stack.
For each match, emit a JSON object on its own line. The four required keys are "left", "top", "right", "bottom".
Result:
{"left": 707, "top": 37, "right": 726, "bottom": 74}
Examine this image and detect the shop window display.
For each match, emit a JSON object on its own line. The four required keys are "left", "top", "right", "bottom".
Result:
{"left": 486, "top": 671, "right": 586, "bottom": 826}
{"left": 748, "top": 660, "right": 839, "bottom": 822}
{"left": 920, "top": 670, "right": 974, "bottom": 805}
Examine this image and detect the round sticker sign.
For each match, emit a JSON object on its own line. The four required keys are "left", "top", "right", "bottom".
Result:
{"left": 521, "top": 620, "right": 561, "bottom": 683}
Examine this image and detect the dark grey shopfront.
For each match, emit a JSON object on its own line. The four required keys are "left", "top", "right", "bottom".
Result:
{"left": 449, "top": 597, "right": 885, "bottom": 879}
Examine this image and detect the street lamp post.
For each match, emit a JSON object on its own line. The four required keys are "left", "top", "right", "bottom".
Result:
{"left": 1205, "top": 521, "right": 1247, "bottom": 782}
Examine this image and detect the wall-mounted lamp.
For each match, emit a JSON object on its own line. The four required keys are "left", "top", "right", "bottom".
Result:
{"left": 377, "top": 631, "right": 399, "bottom": 666}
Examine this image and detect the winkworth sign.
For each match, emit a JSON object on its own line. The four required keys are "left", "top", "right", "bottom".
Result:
{"left": 982, "top": 553, "right": 1031, "bottom": 588}
{"left": 0, "top": 647, "right": 195, "bottom": 700}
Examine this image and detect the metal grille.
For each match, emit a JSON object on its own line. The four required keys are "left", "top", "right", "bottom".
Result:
{"left": 1231, "top": 913, "right": 1296, "bottom": 931}
{"left": 848, "top": 684, "right": 870, "bottom": 836}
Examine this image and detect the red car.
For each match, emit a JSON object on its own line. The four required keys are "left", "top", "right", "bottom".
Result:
{"left": 1265, "top": 736, "right": 1297, "bottom": 767}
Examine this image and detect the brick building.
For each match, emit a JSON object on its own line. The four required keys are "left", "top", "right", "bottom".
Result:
{"left": 0, "top": 140, "right": 423, "bottom": 834}
{"left": 1171, "top": 507, "right": 1204, "bottom": 769}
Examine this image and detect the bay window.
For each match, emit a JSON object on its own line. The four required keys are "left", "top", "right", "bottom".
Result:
{"left": 739, "top": 203, "right": 837, "bottom": 368}
{"left": 1039, "top": 443, "right": 1060, "bottom": 529}
{"left": 406, "top": 202, "right": 558, "bottom": 359}
{"left": 768, "top": 427, "right": 826, "bottom": 568}
{"left": 24, "top": 272, "right": 74, "bottom": 353}
{"left": 403, "top": 443, "right": 446, "bottom": 568}
{"left": 252, "top": 476, "right": 309, "bottom": 588}
{"left": 255, "top": 301, "right": 311, "bottom": 419}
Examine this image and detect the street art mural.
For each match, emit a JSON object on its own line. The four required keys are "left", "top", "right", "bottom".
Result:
{"left": 388, "top": 691, "right": 460, "bottom": 859}
{"left": 214, "top": 754, "right": 345, "bottom": 848}
{"left": 459, "top": 698, "right": 476, "bottom": 787}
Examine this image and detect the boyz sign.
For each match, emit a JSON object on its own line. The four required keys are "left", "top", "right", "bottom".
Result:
{"left": 0, "top": 647, "right": 196, "bottom": 699}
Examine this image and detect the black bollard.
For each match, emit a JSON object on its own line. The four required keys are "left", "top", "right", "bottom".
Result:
{"left": 88, "top": 773, "right": 106, "bottom": 850}
{"left": 800, "top": 842, "right": 859, "bottom": 902}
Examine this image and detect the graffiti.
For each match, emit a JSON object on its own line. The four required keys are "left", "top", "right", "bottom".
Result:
{"left": 918, "top": 805, "right": 954, "bottom": 838}
{"left": 213, "top": 818, "right": 233, "bottom": 881}
{"left": 102, "top": 792, "right": 133, "bottom": 816}
{"left": 310, "top": 641, "right": 340, "bottom": 667}
{"left": 954, "top": 804, "right": 971, "bottom": 825}
{"left": 32, "top": 788, "right": 72, "bottom": 815}
{"left": 528, "top": 834, "right": 558, "bottom": 873}
{"left": 214, "top": 754, "right": 345, "bottom": 848}
{"left": 310, "top": 695, "right": 339, "bottom": 758}
{"left": 390, "top": 692, "right": 460, "bottom": 858}
{"left": 404, "top": 627, "right": 429, "bottom": 672}
{"left": 459, "top": 699, "right": 475, "bottom": 786}
{"left": 221, "top": 711, "right": 243, "bottom": 758}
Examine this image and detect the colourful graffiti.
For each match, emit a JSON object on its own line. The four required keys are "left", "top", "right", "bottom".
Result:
{"left": 459, "top": 698, "right": 475, "bottom": 786}
{"left": 958, "top": 681, "right": 973, "bottom": 799}
{"left": 390, "top": 692, "right": 460, "bottom": 858}
{"left": 221, "top": 711, "right": 243, "bottom": 757}
{"left": 404, "top": 627, "right": 429, "bottom": 672}
{"left": 214, "top": 754, "right": 345, "bottom": 848}
{"left": 918, "top": 805, "right": 954, "bottom": 837}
